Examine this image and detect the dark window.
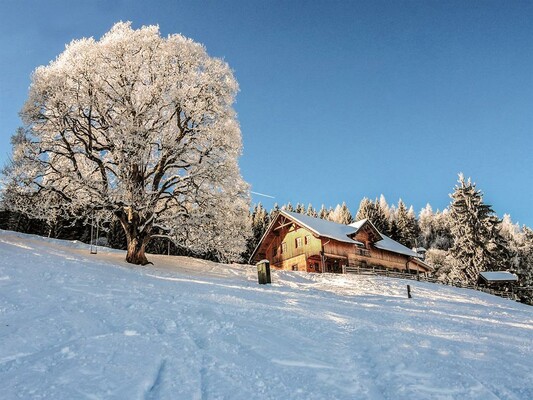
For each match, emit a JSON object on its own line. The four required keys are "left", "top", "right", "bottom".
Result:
{"left": 305, "top": 235, "right": 311, "bottom": 245}
{"left": 292, "top": 265, "right": 298, "bottom": 271}
{"left": 295, "top": 237, "right": 302, "bottom": 248}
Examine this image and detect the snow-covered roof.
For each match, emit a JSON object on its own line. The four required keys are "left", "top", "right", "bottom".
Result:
{"left": 348, "top": 219, "right": 367, "bottom": 230}
{"left": 373, "top": 234, "right": 421, "bottom": 258}
{"left": 281, "top": 211, "right": 421, "bottom": 258}
{"left": 281, "top": 211, "right": 362, "bottom": 245}
{"left": 479, "top": 271, "right": 518, "bottom": 282}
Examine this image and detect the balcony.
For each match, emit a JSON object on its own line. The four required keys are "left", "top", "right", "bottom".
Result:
{"left": 355, "top": 248, "right": 371, "bottom": 257}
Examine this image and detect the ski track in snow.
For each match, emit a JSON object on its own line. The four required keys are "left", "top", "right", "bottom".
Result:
{"left": 0, "top": 230, "right": 532, "bottom": 399}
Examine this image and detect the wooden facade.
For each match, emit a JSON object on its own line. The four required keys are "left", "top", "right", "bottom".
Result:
{"left": 251, "top": 211, "right": 432, "bottom": 275}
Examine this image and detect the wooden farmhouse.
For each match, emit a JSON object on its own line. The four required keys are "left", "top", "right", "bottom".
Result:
{"left": 250, "top": 210, "right": 432, "bottom": 275}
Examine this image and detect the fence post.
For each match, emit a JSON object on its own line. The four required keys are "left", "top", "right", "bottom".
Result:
{"left": 407, "top": 284, "right": 412, "bottom": 299}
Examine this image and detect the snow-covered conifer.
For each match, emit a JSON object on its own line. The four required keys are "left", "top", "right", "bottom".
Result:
{"left": 306, "top": 203, "right": 318, "bottom": 218}
{"left": 282, "top": 202, "right": 295, "bottom": 212}
{"left": 355, "top": 197, "right": 388, "bottom": 234}
{"left": 448, "top": 174, "right": 510, "bottom": 284}
{"left": 329, "top": 202, "right": 353, "bottom": 224}
{"left": 295, "top": 203, "right": 306, "bottom": 214}
{"left": 318, "top": 204, "right": 329, "bottom": 220}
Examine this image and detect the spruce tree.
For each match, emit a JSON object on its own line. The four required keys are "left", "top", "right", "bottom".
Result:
{"left": 245, "top": 203, "right": 270, "bottom": 259}
{"left": 355, "top": 198, "right": 373, "bottom": 221}
{"left": 270, "top": 203, "right": 280, "bottom": 217}
{"left": 318, "top": 205, "right": 329, "bottom": 220}
{"left": 306, "top": 203, "right": 318, "bottom": 218}
{"left": 355, "top": 197, "right": 388, "bottom": 233}
{"left": 283, "top": 202, "right": 295, "bottom": 212}
{"left": 448, "top": 174, "right": 510, "bottom": 284}
{"left": 329, "top": 202, "right": 353, "bottom": 224}
{"left": 295, "top": 203, "right": 306, "bottom": 214}
{"left": 396, "top": 200, "right": 414, "bottom": 248}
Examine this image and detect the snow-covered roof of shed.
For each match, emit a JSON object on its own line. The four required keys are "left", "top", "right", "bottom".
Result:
{"left": 479, "top": 271, "right": 518, "bottom": 282}
{"left": 281, "top": 211, "right": 362, "bottom": 245}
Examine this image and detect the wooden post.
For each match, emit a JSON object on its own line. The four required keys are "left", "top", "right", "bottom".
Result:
{"left": 407, "top": 284, "right": 412, "bottom": 299}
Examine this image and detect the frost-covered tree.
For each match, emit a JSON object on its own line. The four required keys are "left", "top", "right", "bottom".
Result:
{"left": 283, "top": 202, "right": 295, "bottom": 212}
{"left": 448, "top": 174, "right": 509, "bottom": 284}
{"left": 355, "top": 197, "right": 388, "bottom": 234}
{"left": 418, "top": 203, "right": 435, "bottom": 249}
{"left": 4, "top": 22, "right": 250, "bottom": 265}
{"left": 499, "top": 215, "right": 533, "bottom": 303}
{"left": 306, "top": 203, "right": 317, "bottom": 218}
{"left": 270, "top": 203, "right": 280, "bottom": 217}
{"left": 329, "top": 202, "right": 352, "bottom": 224}
{"left": 295, "top": 203, "right": 306, "bottom": 214}
{"left": 247, "top": 203, "right": 269, "bottom": 255}
{"left": 394, "top": 200, "right": 419, "bottom": 249}
{"left": 379, "top": 194, "right": 392, "bottom": 222}
{"left": 515, "top": 226, "right": 533, "bottom": 304}
{"left": 318, "top": 204, "right": 329, "bottom": 220}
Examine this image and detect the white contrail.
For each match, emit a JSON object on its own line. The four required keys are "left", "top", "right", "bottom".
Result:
{"left": 251, "top": 191, "right": 275, "bottom": 199}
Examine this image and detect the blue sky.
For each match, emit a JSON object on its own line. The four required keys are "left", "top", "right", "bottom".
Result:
{"left": 1, "top": 0, "right": 532, "bottom": 226}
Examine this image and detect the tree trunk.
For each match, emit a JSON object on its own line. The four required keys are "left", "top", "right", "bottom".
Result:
{"left": 126, "top": 235, "right": 150, "bottom": 265}
{"left": 116, "top": 209, "right": 152, "bottom": 265}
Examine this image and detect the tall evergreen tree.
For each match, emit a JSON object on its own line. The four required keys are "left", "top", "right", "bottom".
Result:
{"left": 448, "top": 174, "right": 510, "bottom": 284}
{"left": 283, "top": 202, "right": 295, "bottom": 212}
{"left": 356, "top": 197, "right": 388, "bottom": 233}
{"left": 318, "top": 204, "right": 329, "bottom": 220}
{"left": 245, "top": 203, "right": 270, "bottom": 259}
{"left": 295, "top": 203, "right": 306, "bottom": 214}
{"left": 306, "top": 203, "right": 318, "bottom": 218}
{"left": 329, "top": 202, "right": 353, "bottom": 224}
{"left": 270, "top": 203, "right": 280, "bottom": 217}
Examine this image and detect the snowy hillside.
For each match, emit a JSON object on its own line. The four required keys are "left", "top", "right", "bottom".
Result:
{"left": 0, "top": 230, "right": 532, "bottom": 400}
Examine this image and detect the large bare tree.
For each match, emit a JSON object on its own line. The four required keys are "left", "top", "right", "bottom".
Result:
{"left": 5, "top": 22, "right": 250, "bottom": 264}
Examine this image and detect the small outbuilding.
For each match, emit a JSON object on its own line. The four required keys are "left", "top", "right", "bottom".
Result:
{"left": 477, "top": 271, "right": 518, "bottom": 291}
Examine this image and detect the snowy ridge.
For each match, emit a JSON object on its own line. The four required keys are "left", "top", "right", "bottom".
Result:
{"left": 0, "top": 230, "right": 532, "bottom": 399}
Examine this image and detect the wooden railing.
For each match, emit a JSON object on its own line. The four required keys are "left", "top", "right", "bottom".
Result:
{"left": 355, "top": 248, "right": 371, "bottom": 257}
{"left": 343, "top": 266, "right": 519, "bottom": 301}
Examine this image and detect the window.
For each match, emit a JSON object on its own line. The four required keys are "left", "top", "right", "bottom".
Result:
{"left": 295, "top": 237, "right": 302, "bottom": 248}
{"left": 281, "top": 242, "right": 287, "bottom": 254}
{"left": 305, "top": 235, "right": 311, "bottom": 245}
{"left": 292, "top": 265, "right": 298, "bottom": 271}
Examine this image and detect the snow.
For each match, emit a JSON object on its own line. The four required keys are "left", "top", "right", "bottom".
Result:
{"left": 1, "top": 230, "right": 532, "bottom": 399}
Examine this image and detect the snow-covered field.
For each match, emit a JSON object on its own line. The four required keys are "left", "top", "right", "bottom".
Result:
{"left": 0, "top": 230, "right": 531, "bottom": 400}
